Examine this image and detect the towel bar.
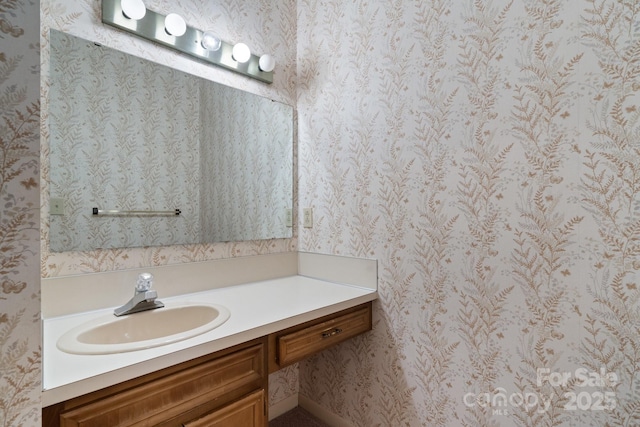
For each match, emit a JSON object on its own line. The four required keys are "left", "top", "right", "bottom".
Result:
{"left": 92, "top": 208, "right": 181, "bottom": 216}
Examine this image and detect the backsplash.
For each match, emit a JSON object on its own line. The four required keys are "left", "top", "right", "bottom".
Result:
{"left": 297, "top": 1, "right": 640, "bottom": 426}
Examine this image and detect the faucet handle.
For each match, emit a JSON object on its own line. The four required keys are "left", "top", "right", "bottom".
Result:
{"left": 135, "top": 272, "right": 154, "bottom": 292}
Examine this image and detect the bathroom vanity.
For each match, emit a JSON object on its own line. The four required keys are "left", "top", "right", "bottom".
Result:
{"left": 42, "top": 303, "right": 372, "bottom": 427}
{"left": 41, "top": 253, "right": 377, "bottom": 427}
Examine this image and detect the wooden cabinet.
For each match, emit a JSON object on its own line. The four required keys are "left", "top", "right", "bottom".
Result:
{"left": 43, "top": 302, "right": 373, "bottom": 427}
{"left": 43, "top": 338, "right": 268, "bottom": 427}
{"left": 268, "top": 302, "right": 372, "bottom": 373}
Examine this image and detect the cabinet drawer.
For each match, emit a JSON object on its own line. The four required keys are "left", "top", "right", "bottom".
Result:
{"left": 276, "top": 303, "right": 372, "bottom": 367}
{"left": 183, "top": 389, "right": 265, "bottom": 427}
{"left": 57, "top": 340, "right": 266, "bottom": 427}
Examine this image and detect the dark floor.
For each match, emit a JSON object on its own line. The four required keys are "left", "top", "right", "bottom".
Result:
{"left": 269, "top": 406, "right": 330, "bottom": 427}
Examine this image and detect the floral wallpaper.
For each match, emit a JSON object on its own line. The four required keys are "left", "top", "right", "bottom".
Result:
{"left": 0, "top": 0, "right": 41, "bottom": 425}
{"left": 298, "top": 0, "right": 640, "bottom": 426}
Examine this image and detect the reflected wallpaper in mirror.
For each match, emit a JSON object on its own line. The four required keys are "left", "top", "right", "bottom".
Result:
{"left": 49, "top": 30, "right": 293, "bottom": 252}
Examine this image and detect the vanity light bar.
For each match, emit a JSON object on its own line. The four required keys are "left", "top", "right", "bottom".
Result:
{"left": 101, "top": 0, "right": 273, "bottom": 84}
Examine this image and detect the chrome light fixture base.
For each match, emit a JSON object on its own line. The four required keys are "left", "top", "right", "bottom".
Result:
{"left": 102, "top": 0, "right": 273, "bottom": 84}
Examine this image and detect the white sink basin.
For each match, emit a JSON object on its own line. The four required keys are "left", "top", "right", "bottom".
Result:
{"left": 57, "top": 302, "right": 230, "bottom": 355}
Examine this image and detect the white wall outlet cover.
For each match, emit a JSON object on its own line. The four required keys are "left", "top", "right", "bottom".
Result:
{"left": 303, "top": 208, "right": 313, "bottom": 228}
{"left": 50, "top": 198, "right": 65, "bottom": 215}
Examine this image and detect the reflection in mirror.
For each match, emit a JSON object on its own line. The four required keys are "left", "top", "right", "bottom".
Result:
{"left": 49, "top": 30, "right": 293, "bottom": 252}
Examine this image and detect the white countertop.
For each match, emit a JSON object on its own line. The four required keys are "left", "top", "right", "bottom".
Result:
{"left": 42, "top": 275, "right": 377, "bottom": 407}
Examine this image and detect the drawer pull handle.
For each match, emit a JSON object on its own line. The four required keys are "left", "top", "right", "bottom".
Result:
{"left": 321, "top": 328, "right": 343, "bottom": 339}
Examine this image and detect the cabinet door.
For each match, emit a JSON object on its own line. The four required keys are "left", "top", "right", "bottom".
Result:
{"left": 57, "top": 342, "right": 265, "bottom": 427}
{"left": 183, "top": 389, "right": 265, "bottom": 427}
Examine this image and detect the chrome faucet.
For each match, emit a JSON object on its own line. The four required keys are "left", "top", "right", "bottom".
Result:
{"left": 114, "top": 273, "right": 165, "bottom": 316}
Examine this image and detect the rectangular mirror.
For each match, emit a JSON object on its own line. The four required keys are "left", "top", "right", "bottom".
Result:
{"left": 49, "top": 30, "right": 293, "bottom": 252}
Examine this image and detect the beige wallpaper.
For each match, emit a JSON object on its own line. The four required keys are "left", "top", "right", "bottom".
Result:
{"left": 0, "top": 0, "right": 41, "bottom": 425}
{"left": 298, "top": 0, "right": 640, "bottom": 426}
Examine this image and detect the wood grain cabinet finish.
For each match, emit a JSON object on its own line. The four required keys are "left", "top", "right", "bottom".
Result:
{"left": 43, "top": 338, "right": 267, "bottom": 427}
{"left": 269, "top": 302, "right": 372, "bottom": 372}
{"left": 183, "top": 389, "right": 265, "bottom": 427}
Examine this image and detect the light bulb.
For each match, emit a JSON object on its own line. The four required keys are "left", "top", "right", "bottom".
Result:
{"left": 201, "top": 31, "right": 221, "bottom": 51}
{"left": 165, "top": 13, "right": 186, "bottom": 36}
{"left": 258, "top": 54, "right": 275, "bottom": 72}
{"left": 232, "top": 42, "right": 251, "bottom": 63}
{"left": 121, "top": 0, "right": 146, "bottom": 20}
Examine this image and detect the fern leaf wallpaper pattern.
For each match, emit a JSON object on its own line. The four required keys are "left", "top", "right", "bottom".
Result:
{"left": 298, "top": 0, "right": 640, "bottom": 426}
{"left": 0, "top": 0, "right": 41, "bottom": 425}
